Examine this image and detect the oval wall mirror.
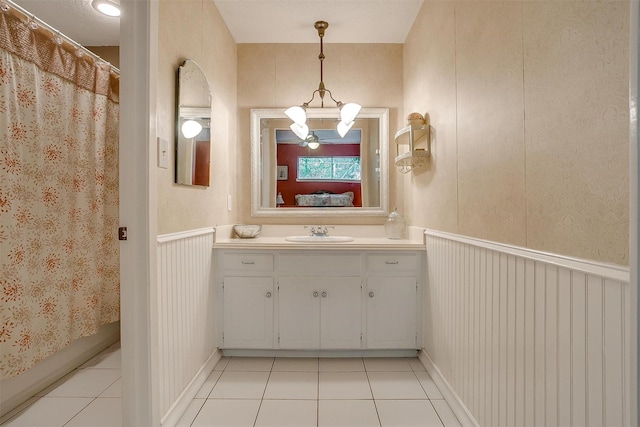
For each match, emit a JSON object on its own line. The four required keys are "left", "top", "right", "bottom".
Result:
{"left": 251, "top": 107, "right": 389, "bottom": 217}
{"left": 175, "top": 60, "right": 211, "bottom": 186}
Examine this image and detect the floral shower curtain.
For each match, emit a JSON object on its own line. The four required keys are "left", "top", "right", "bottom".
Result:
{"left": 0, "top": 9, "right": 119, "bottom": 378}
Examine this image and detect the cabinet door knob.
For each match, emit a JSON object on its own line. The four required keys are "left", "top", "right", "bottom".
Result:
{"left": 369, "top": 291, "right": 375, "bottom": 297}
{"left": 313, "top": 291, "right": 319, "bottom": 297}
{"left": 321, "top": 291, "right": 327, "bottom": 298}
{"left": 265, "top": 292, "right": 272, "bottom": 298}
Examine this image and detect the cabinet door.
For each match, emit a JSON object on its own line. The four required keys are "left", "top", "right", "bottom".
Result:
{"left": 223, "top": 276, "right": 274, "bottom": 348}
{"left": 366, "top": 277, "right": 417, "bottom": 349}
{"left": 320, "top": 279, "right": 362, "bottom": 349}
{"left": 278, "top": 278, "right": 321, "bottom": 349}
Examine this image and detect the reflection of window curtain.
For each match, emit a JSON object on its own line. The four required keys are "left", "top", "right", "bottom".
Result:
{"left": 262, "top": 120, "right": 276, "bottom": 207}
{"left": 269, "top": 138, "right": 277, "bottom": 208}
{"left": 359, "top": 120, "right": 370, "bottom": 206}
{"left": 367, "top": 119, "right": 380, "bottom": 207}
{"left": 359, "top": 119, "right": 380, "bottom": 207}
{"left": 0, "top": 11, "right": 120, "bottom": 378}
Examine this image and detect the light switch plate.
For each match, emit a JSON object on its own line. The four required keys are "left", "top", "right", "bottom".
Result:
{"left": 157, "top": 137, "right": 169, "bottom": 169}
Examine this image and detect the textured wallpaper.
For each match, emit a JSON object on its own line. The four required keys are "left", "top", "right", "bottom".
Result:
{"left": 404, "top": 1, "right": 629, "bottom": 266}
{"left": 236, "top": 43, "right": 404, "bottom": 225}
{"left": 156, "top": 0, "right": 238, "bottom": 235}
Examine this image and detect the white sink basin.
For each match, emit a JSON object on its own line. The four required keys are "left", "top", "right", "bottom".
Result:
{"left": 285, "top": 235, "right": 354, "bottom": 243}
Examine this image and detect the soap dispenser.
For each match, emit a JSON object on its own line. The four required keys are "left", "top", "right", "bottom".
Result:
{"left": 385, "top": 208, "right": 406, "bottom": 239}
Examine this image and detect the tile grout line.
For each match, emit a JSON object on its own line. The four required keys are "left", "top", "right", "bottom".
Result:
{"left": 14, "top": 345, "right": 124, "bottom": 427}
{"left": 187, "top": 399, "right": 206, "bottom": 427}
{"left": 251, "top": 357, "right": 275, "bottom": 427}
{"left": 317, "top": 358, "right": 320, "bottom": 427}
{"left": 409, "top": 358, "right": 450, "bottom": 426}
{"left": 60, "top": 395, "right": 99, "bottom": 427}
{"left": 364, "top": 358, "right": 384, "bottom": 427}
{"left": 187, "top": 359, "right": 225, "bottom": 427}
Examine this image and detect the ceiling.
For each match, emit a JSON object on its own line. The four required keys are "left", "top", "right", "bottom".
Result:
{"left": 213, "top": 1, "right": 423, "bottom": 44}
{"left": 14, "top": 0, "right": 120, "bottom": 46}
{"left": 12, "top": 0, "right": 423, "bottom": 46}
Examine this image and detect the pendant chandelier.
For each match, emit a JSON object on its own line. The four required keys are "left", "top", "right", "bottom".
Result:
{"left": 285, "top": 21, "right": 361, "bottom": 141}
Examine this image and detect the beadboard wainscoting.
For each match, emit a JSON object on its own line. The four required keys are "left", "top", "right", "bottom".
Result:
{"left": 423, "top": 230, "right": 631, "bottom": 427}
{"left": 157, "top": 228, "right": 220, "bottom": 426}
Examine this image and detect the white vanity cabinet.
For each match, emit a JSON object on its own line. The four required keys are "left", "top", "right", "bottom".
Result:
{"left": 220, "top": 253, "right": 275, "bottom": 348}
{"left": 216, "top": 248, "right": 423, "bottom": 353}
{"left": 365, "top": 254, "right": 419, "bottom": 349}
{"left": 223, "top": 276, "right": 274, "bottom": 348}
{"left": 278, "top": 252, "right": 362, "bottom": 349}
{"left": 278, "top": 277, "right": 362, "bottom": 349}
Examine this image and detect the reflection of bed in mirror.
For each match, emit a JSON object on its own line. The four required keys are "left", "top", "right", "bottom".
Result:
{"left": 295, "top": 191, "right": 354, "bottom": 207}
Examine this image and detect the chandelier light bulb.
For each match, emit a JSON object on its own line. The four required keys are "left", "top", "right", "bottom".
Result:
{"left": 181, "top": 120, "right": 203, "bottom": 138}
{"left": 337, "top": 120, "right": 354, "bottom": 138}
{"left": 340, "top": 103, "right": 361, "bottom": 124}
{"left": 285, "top": 106, "right": 307, "bottom": 126}
{"left": 290, "top": 123, "right": 309, "bottom": 140}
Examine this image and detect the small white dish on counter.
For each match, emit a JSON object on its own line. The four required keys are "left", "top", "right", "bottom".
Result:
{"left": 233, "top": 224, "right": 262, "bottom": 238}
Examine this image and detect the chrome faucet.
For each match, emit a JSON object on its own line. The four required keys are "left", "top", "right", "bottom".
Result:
{"left": 305, "top": 225, "right": 334, "bottom": 237}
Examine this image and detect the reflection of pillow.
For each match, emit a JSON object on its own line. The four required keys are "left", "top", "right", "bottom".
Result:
{"left": 295, "top": 191, "right": 354, "bottom": 207}
{"left": 328, "top": 191, "right": 354, "bottom": 207}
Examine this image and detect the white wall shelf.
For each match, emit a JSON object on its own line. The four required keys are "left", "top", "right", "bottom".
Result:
{"left": 394, "top": 124, "right": 431, "bottom": 173}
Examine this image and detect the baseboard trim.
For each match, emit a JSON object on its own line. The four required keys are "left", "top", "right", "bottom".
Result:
{"left": 161, "top": 348, "right": 222, "bottom": 427}
{"left": 222, "top": 349, "right": 419, "bottom": 358}
{"left": 418, "top": 349, "right": 479, "bottom": 427}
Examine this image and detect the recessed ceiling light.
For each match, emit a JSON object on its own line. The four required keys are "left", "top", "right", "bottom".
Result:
{"left": 91, "top": 0, "right": 120, "bottom": 18}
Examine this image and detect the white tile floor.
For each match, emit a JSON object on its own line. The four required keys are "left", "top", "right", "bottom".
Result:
{"left": 2, "top": 343, "right": 123, "bottom": 427}
{"left": 3, "top": 345, "right": 461, "bottom": 427}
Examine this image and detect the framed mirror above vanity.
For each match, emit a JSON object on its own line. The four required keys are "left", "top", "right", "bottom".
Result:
{"left": 251, "top": 108, "right": 389, "bottom": 217}
{"left": 175, "top": 60, "right": 211, "bottom": 187}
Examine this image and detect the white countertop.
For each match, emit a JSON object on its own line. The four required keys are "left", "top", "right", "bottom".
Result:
{"left": 213, "top": 225, "right": 426, "bottom": 250}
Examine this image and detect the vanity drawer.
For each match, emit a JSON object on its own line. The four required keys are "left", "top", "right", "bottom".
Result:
{"left": 223, "top": 253, "right": 274, "bottom": 272}
{"left": 367, "top": 254, "right": 417, "bottom": 273}
{"left": 279, "top": 253, "right": 361, "bottom": 276}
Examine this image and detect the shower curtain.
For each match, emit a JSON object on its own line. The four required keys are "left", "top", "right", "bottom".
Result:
{"left": 0, "top": 9, "right": 120, "bottom": 378}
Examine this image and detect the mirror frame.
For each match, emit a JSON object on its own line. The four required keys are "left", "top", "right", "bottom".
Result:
{"left": 250, "top": 107, "right": 389, "bottom": 217}
{"left": 175, "top": 59, "right": 211, "bottom": 187}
